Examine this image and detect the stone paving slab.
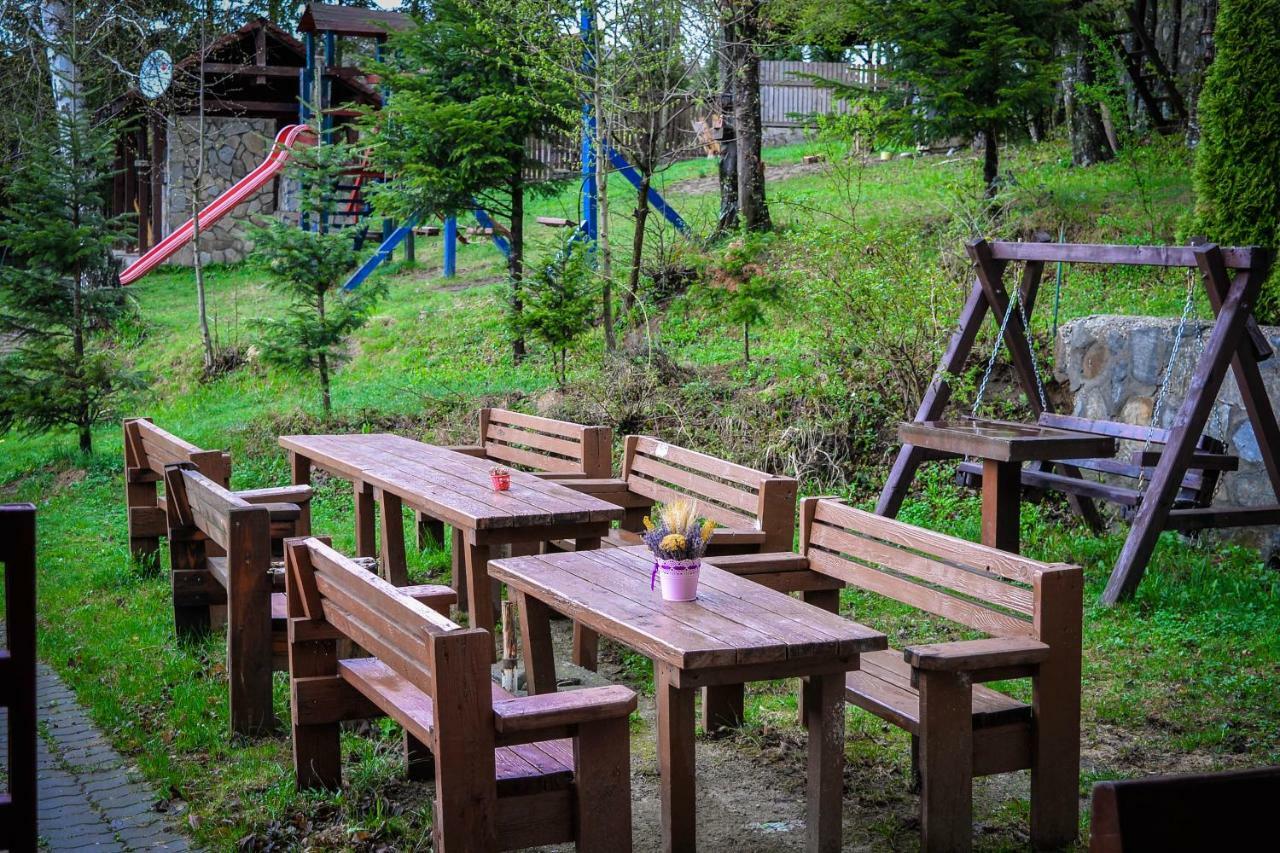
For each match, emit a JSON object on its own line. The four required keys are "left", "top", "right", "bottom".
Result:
{"left": 1, "top": 646, "right": 191, "bottom": 851}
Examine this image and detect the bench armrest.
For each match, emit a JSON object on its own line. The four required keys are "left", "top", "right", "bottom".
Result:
{"left": 557, "top": 478, "right": 653, "bottom": 509}
{"left": 445, "top": 444, "right": 488, "bottom": 458}
{"left": 236, "top": 484, "right": 313, "bottom": 505}
{"left": 904, "top": 637, "right": 1050, "bottom": 672}
{"left": 400, "top": 583, "right": 457, "bottom": 616}
{"left": 702, "top": 552, "right": 810, "bottom": 574}
{"left": 535, "top": 471, "right": 592, "bottom": 481}
{"left": 493, "top": 685, "right": 637, "bottom": 735}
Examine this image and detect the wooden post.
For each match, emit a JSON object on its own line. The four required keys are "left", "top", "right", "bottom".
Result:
{"left": 918, "top": 669, "right": 974, "bottom": 852}
{"left": 804, "top": 672, "right": 846, "bottom": 853}
{"left": 286, "top": 541, "right": 341, "bottom": 790}
{"left": 227, "top": 506, "right": 275, "bottom": 735}
{"left": 1030, "top": 567, "right": 1083, "bottom": 847}
{"left": 354, "top": 480, "right": 376, "bottom": 559}
{"left": 288, "top": 451, "right": 311, "bottom": 534}
{"left": 656, "top": 663, "right": 697, "bottom": 852}
{"left": 377, "top": 490, "right": 408, "bottom": 586}
{"left": 1104, "top": 247, "right": 1273, "bottom": 602}
{"left": 573, "top": 715, "right": 634, "bottom": 852}
{"left": 980, "top": 459, "right": 1021, "bottom": 553}
{"left": 517, "top": 592, "right": 557, "bottom": 695}
{"left": 428, "top": 629, "right": 498, "bottom": 850}
{"left": 501, "top": 599, "right": 518, "bottom": 693}
{"left": 123, "top": 419, "right": 160, "bottom": 563}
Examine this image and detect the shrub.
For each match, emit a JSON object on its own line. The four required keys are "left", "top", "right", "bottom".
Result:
{"left": 1194, "top": 0, "right": 1280, "bottom": 317}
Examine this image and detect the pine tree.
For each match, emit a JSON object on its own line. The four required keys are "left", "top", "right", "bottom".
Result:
{"left": 1194, "top": 0, "right": 1280, "bottom": 316}
{"left": 518, "top": 243, "right": 598, "bottom": 387}
{"left": 251, "top": 131, "right": 384, "bottom": 417}
{"left": 367, "top": 0, "right": 575, "bottom": 362}
{"left": 0, "top": 107, "right": 141, "bottom": 453}
{"left": 826, "top": 0, "right": 1068, "bottom": 199}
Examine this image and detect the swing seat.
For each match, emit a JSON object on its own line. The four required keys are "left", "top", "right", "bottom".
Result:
{"left": 956, "top": 412, "right": 1237, "bottom": 515}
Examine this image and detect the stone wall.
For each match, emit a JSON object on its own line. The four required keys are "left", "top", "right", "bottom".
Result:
{"left": 164, "top": 116, "right": 278, "bottom": 266}
{"left": 1056, "top": 314, "right": 1280, "bottom": 553}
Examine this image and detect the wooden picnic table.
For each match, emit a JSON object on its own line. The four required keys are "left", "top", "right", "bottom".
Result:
{"left": 489, "top": 545, "right": 887, "bottom": 853}
{"left": 278, "top": 433, "right": 625, "bottom": 646}
{"left": 899, "top": 418, "right": 1116, "bottom": 553}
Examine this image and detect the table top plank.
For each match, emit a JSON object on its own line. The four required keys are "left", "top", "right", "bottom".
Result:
{"left": 279, "top": 433, "right": 624, "bottom": 531}
{"left": 899, "top": 418, "right": 1117, "bottom": 463}
{"left": 490, "top": 546, "right": 884, "bottom": 671}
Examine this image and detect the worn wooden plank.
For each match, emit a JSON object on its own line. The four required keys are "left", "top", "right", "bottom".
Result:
{"left": 900, "top": 419, "right": 1116, "bottom": 463}
{"left": 986, "top": 240, "right": 1254, "bottom": 269}
{"left": 918, "top": 669, "right": 975, "bottom": 852}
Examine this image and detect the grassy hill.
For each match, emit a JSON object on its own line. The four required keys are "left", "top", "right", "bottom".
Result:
{"left": 4, "top": 135, "right": 1279, "bottom": 849}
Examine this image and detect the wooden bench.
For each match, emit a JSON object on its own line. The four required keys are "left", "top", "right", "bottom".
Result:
{"left": 285, "top": 537, "right": 636, "bottom": 851}
{"left": 956, "top": 412, "right": 1236, "bottom": 516}
{"left": 706, "top": 497, "right": 1082, "bottom": 852}
{"left": 125, "top": 417, "right": 313, "bottom": 561}
{"left": 1, "top": 503, "right": 37, "bottom": 852}
{"left": 563, "top": 434, "right": 798, "bottom": 552}
{"left": 1089, "top": 766, "right": 1280, "bottom": 852}
{"left": 165, "top": 463, "right": 455, "bottom": 735}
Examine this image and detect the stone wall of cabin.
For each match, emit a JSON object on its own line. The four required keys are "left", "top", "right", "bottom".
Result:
{"left": 163, "top": 116, "right": 279, "bottom": 266}
{"left": 1055, "top": 314, "right": 1280, "bottom": 555}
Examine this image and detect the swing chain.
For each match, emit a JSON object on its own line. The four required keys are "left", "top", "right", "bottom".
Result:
{"left": 972, "top": 279, "right": 1048, "bottom": 416}
{"left": 1138, "top": 270, "right": 1197, "bottom": 490}
{"left": 972, "top": 283, "right": 1020, "bottom": 416}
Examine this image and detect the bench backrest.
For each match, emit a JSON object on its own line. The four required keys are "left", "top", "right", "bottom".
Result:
{"left": 285, "top": 536, "right": 495, "bottom": 770}
{"left": 125, "top": 418, "right": 231, "bottom": 486}
{"left": 480, "top": 408, "right": 611, "bottom": 478}
{"left": 1, "top": 504, "right": 37, "bottom": 852}
{"left": 622, "top": 435, "right": 798, "bottom": 551}
{"left": 164, "top": 464, "right": 270, "bottom": 559}
{"left": 800, "top": 498, "right": 1080, "bottom": 647}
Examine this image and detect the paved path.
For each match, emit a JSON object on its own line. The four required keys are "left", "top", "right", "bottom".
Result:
{"left": 1, "top": 648, "right": 190, "bottom": 850}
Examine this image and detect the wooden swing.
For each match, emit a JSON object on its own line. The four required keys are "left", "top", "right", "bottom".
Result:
{"left": 879, "top": 239, "right": 1278, "bottom": 603}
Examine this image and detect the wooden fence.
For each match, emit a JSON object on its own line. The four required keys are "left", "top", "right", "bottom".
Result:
{"left": 760, "top": 60, "right": 884, "bottom": 130}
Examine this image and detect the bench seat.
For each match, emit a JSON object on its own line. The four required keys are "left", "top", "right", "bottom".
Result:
{"left": 846, "top": 649, "right": 1031, "bottom": 734}
{"left": 340, "top": 658, "right": 576, "bottom": 796}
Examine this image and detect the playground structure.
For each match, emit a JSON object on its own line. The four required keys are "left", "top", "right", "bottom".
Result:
{"left": 116, "top": 3, "right": 692, "bottom": 291}
{"left": 879, "top": 239, "right": 1279, "bottom": 603}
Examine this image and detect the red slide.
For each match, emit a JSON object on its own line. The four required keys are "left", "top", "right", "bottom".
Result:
{"left": 120, "top": 124, "right": 315, "bottom": 286}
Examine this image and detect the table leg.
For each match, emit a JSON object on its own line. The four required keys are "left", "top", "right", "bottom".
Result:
{"left": 463, "top": 534, "right": 498, "bottom": 660}
{"left": 517, "top": 593, "right": 557, "bottom": 695}
{"left": 657, "top": 663, "right": 697, "bottom": 853}
{"left": 451, "top": 527, "right": 467, "bottom": 612}
{"left": 798, "top": 589, "right": 841, "bottom": 725}
{"left": 378, "top": 491, "right": 408, "bottom": 586}
{"left": 354, "top": 481, "right": 377, "bottom": 559}
{"left": 416, "top": 511, "right": 445, "bottom": 551}
{"left": 804, "top": 671, "right": 846, "bottom": 853}
{"left": 289, "top": 452, "right": 311, "bottom": 535}
{"left": 702, "top": 685, "right": 744, "bottom": 735}
{"left": 981, "top": 458, "right": 1021, "bottom": 554}
{"left": 571, "top": 535, "right": 603, "bottom": 671}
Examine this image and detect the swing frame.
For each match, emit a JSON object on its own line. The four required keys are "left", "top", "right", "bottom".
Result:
{"left": 878, "top": 238, "right": 1278, "bottom": 604}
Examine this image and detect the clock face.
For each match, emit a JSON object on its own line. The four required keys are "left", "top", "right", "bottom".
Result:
{"left": 139, "top": 50, "right": 173, "bottom": 100}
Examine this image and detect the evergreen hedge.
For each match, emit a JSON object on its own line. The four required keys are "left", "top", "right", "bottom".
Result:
{"left": 1194, "top": 0, "right": 1280, "bottom": 316}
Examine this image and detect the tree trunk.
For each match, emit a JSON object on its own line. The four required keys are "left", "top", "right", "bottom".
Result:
{"left": 34, "top": 1, "right": 80, "bottom": 123}
{"left": 717, "top": 11, "right": 740, "bottom": 233}
{"left": 316, "top": 289, "right": 331, "bottom": 416}
{"left": 743, "top": 321, "right": 750, "bottom": 363}
{"left": 193, "top": 14, "right": 215, "bottom": 372}
{"left": 1066, "top": 44, "right": 1114, "bottom": 167}
{"left": 734, "top": 1, "right": 770, "bottom": 231}
{"left": 982, "top": 126, "right": 1000, "bottom": 200}
{"left": 509, "top": 177, "right": 526, "bottom": 362}
{"left": 626, "top": 174, "right": 651, "bottom": 314}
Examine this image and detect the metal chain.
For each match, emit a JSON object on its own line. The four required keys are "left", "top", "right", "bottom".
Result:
{"left": 972, "top": 284, "right": 1021, "bottom": 417}
{"left": 1017, "top": 295, "right": 1049, "bottom": 411}
{"left": 1138, "top": 271, "right": 1197, "bottom": 490}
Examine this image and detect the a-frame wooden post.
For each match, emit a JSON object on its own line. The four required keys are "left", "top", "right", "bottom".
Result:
{"left": 1103, "top": 245, "right": 1277, "bottom": 602}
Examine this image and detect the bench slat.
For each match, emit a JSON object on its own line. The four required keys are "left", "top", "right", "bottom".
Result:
{"left": 809, "top": 520, "right": 1035, "bottom": 616}
{"left": 485, "top": 423, "right": 584, "bottom": 458}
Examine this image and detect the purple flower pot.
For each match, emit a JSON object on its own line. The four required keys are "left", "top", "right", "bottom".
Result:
{"left": 652, "top": 558, "right": 701, "bottom": 601}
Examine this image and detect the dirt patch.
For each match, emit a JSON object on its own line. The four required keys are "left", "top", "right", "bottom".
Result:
{"left": 665, "top": 159, "right": 833, "bottom": 196}
{"left": 54, "top": 468, "right": 87, "bottom": 490}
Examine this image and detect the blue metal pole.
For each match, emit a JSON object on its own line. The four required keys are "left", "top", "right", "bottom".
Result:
{"left": 472, "top": 207, "right": 512, "bottom": 259}
{"left": 342, "top": 212, "right": 422, "bottom": 292}
{"left": 443, "top": 216, "right": 457, "bottom": 278}
{"left": 579, "top": 2, "right": 598, "bottom": 246}
{"left": 604, "top": 144, "right": 690, "bottom": 235}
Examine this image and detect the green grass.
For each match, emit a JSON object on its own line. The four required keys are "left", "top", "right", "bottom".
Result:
{"left": 5, "top": 135, "right": 1279, "bottom": 849}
